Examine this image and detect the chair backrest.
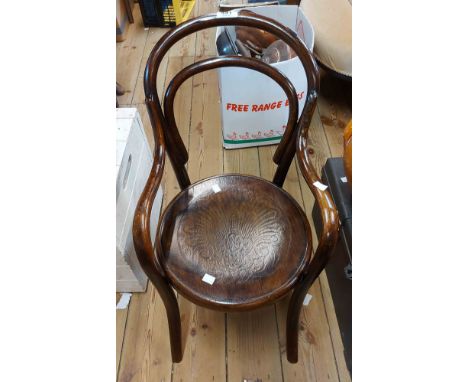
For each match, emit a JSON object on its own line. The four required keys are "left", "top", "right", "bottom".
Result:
{"left": 144, "top": 11, "right": 320, "bottom": 189}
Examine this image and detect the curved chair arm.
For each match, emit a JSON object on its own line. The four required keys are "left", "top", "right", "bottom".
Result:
{"left": 132, "top": 101, "right": 183, "bottom": 362}
{"left": 296, "top": 94, "right": 340, "bottom": 271}
{"left": 286, "top": 92, "right": 340, "bottom": 363}
{"left": 133, "top": 100, "right": 166, "bottom": 277}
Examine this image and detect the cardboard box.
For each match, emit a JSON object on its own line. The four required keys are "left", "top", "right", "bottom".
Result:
{"left": 116, "top": 108, "right": 163, "bottom": 292}
{"left": 216, "top": 5, "right": 314, "bottom": 148}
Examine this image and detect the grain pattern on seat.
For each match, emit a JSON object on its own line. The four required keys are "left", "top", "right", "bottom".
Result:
{"left": 158, "top": 174, "right": 312, "bottom": 311}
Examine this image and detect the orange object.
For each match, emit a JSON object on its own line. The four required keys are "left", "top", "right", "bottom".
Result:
{"left": 343, "top": 120, "right": 352, "bottom": 187}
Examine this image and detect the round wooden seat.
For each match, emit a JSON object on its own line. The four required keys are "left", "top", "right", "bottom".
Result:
{"left": 158, "top": 174, "right": 312, "bottom": 311}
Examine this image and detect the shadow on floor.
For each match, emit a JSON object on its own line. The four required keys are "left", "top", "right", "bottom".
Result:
{"left": 319, "top": 69, "right": 352, "bottom": 110}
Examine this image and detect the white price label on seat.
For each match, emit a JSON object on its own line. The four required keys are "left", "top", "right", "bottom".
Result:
{"left": 341, "top": 176, "right": 348, "bottom": 183}
{"left": 202, "top": 273, "right": 216, "bottom": 285}
{"left": 313, "top": 181, "right": 328, "bottom": 191}
{"left": 303, "top": 294, "right": 313, "bottom": 306}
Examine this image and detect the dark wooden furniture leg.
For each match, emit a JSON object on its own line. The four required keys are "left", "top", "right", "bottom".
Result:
{"left": 124, "top": 0, "right": 134, "bottom": 23}
{"left": 149, "top": 276, "right": 182, "bottom": 361}
{"left": 116, "top": 82, "right": 125, "bottom": 107}
{"left": 116, "top": 82, "right": 125, "bottom": 96}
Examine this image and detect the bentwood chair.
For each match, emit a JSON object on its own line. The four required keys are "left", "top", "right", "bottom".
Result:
{"left": 133, "top": 12, "right": 339, "bottom": 363}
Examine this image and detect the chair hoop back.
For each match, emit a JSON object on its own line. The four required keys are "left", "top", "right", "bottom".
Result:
{"left": 163, "top": 55, "right": 300, "bottom": 187}
{"left": 143, "top": 12, "right": 320, "bottom": 188}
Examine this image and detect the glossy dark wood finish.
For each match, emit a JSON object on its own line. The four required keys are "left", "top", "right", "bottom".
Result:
{"left": 123, "top": 0, "right": 134, "bottom": 24}
{"left": 287, "top": 93, "right": 341, "bottom": 362}
{"left": 132, "top": 100, "right": 184, "bottom": 361}
{"left": 143, "top": 12, "right": 317, "bottom": 187}
{"left": 163, "top": 55, "right": 299, "bottom": 189}
{"left": 132, "top": 12, "right": 339, "bottom": 364}
{"left": 343, "top": 120, "right": 352, "bottom": 187}
{"left": 159, "top": 174, "right": 312, "bottom": 311}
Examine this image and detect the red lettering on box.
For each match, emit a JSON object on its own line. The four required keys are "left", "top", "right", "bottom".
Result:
{"left": 227, "top": 103, "right": 249, "bottom": 112}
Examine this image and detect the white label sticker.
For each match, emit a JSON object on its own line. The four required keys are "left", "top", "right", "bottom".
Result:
{"left": 341, "top": 176, "right": 348, "bottom": 183}
{"left": 303, "top": 294, "right": 313, "bottom": 306}
{"left": 212, "top": 184, "right": 221, "bottom": 193}
{"left": 116, "top": 293, "right": 132, "bottom": 309}
{"left": 313, "top": 181, "right": 328, "bottom": 191}
{"left": 202, "top": 273, "right": 216, "bottom": 285}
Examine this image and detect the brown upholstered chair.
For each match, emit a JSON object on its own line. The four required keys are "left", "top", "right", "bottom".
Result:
{"left": 133, "top": 12, "right": 339, "bottom": 363}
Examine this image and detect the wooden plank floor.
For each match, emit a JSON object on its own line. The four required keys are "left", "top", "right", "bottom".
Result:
{"left": 117, "top": 3, "right": 352, "bottom": 381}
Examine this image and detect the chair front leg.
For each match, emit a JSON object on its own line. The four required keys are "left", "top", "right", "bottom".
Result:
{"left": 148, "top": 273, "right": 183, "bottom": 362}
{"left": 134, "top": 204, "right": 183, "bottom": 362}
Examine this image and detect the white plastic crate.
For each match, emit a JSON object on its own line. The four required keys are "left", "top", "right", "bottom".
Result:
{"left": 116, "top": 108, "right": 163, "bottom": 292}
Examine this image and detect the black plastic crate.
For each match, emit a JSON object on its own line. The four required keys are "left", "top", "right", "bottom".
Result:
{"left": 138, "top": 0, "right": 177, "bottom": 27}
